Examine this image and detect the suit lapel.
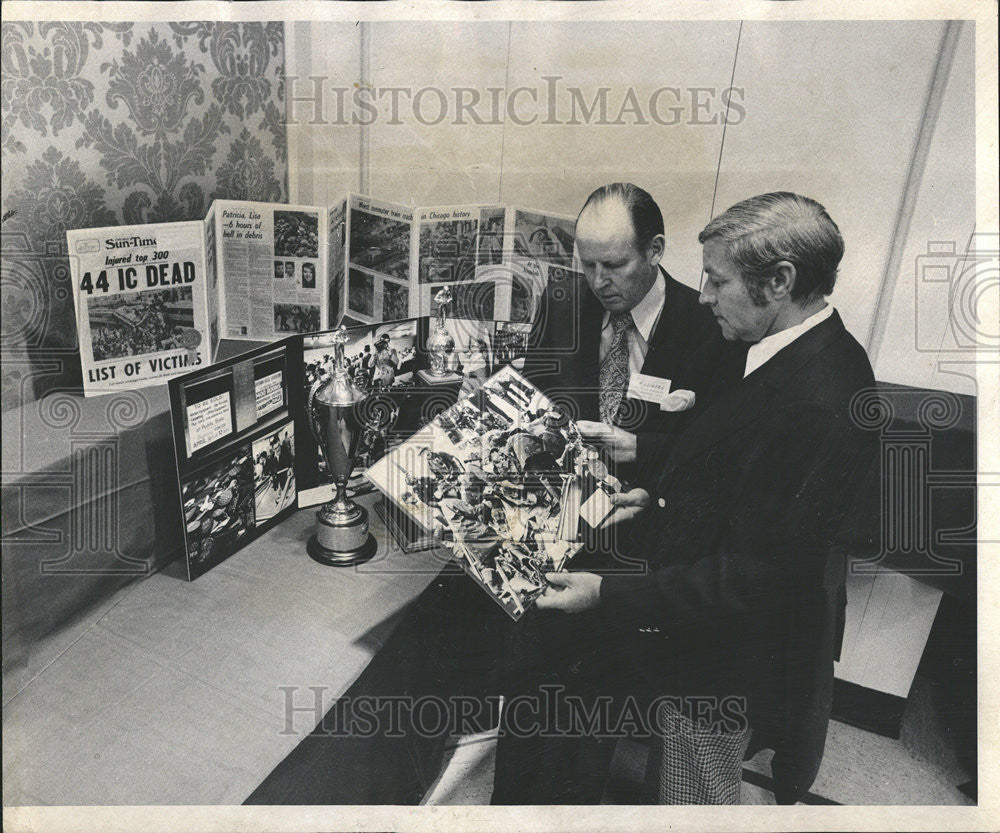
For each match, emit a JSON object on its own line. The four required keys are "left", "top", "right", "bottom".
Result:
{"left": 638, "top": 267, "right": 682, "bottom": 381}
{"left": 665, "top": 312, "right": 847, "bottom": 470}
{"left": 577, "top": 279, "right": 604, "bottom": 383}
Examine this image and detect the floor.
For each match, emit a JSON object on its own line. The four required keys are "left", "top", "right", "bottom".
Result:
{"left": 421, "top": 674, "right": 976, "bottom": 806}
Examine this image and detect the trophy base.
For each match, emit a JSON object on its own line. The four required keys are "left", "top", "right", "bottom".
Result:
{"left": 417, "top": 368, "right": 462, "bottom": 385}
{"left": 308, "top": 502, "right": 377, "bottom": 566}
{"left": 307, "top": 533, "right": 377, "bottom": 567}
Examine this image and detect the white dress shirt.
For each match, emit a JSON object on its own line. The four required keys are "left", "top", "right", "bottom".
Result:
{"left": 599, "top": 269, "right": 666, "bottom": 376}
{"left": 743, "top": 304, "right": 835, "bottom": 378}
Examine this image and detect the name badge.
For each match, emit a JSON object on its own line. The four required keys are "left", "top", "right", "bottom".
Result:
{"left": 627, "top": 372, "right": 671, "bottom": 404}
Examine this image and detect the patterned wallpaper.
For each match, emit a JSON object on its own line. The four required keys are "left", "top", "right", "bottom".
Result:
{"left": 1, "top": 21, "right": 288, "bottom": 410}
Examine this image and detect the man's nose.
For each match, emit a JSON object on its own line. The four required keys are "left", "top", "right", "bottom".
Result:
{"left": 698, "top": 285, "right": 714, "bottom": 306}
{"left": 592, "top": 264, "right": 610, "bottom": 287}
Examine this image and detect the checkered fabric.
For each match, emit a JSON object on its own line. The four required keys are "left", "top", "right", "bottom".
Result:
{"left": 599, "top": 311, "right": 632, "bottom": 425}
{"left": 655, "top": 699, "right": 752, "bottom": 804}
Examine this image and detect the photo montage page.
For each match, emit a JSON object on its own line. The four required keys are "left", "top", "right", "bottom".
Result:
{"left": 344, "top": 194, "right": 414, "bottom": 326}
{"left": 366, "top": 365, "right": 619, "bottom": 620}
{"left": 416, "top": 204, "right": 578, "bottom": 326}
{"left": 168, "top": 340, "right": 298, "bottom": 580}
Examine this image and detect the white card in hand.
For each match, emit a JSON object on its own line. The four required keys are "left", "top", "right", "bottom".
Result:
{"left": 627, "top": 372, "right": 671, "bottom": 404}
{"left": 580, "top": 487, "right": 614, "bottom": 529}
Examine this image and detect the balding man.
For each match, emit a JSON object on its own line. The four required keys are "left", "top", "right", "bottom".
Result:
{"left": 524, "top": 183, "right": 745, "bottom": 473}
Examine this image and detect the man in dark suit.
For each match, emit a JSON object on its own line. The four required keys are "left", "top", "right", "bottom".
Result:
{"left": 493, "top": 192, "right": 877, "bottom": 805}
{"left": 523, "top": 183, "right": 745, "bottom": 471}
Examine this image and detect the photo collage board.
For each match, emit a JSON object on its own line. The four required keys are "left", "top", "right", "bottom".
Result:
{"left": 168, "top": 339, "right": 301, "bottom": 580}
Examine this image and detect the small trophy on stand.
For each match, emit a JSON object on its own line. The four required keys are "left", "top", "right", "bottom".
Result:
{"left": 306, "top": 326, "right": 377, "bottom": 566}
{"left": 418, "top": 285, "right": 462, "bottom": 384}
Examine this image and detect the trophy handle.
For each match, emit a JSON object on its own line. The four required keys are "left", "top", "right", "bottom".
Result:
{"left": 307, "top": 374, "right": 328, "bottom": 459}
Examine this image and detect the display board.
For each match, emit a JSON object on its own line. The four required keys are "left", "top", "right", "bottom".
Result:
{"left": 167, "top": 340, "right": 300, "bottom": 580}
{"left": 69, "top": 196, "right": 578, "bottom": 396}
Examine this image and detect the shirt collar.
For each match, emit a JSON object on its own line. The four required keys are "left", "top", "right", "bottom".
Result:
{"left": 744, "top": 304, "right": 835, "bottom": 378}
{"left": 601, "top": 268, "right": 666, "bottom": 341}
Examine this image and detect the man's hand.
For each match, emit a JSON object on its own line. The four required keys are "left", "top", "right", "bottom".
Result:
{"left": 576, "top": 421, "right": 637, "bottom": 464}
{"left": 608, "top": 488, "right": 650, "bottom": 525}
{"left": 536, "top": 571, "right": 603, "bottom": 613}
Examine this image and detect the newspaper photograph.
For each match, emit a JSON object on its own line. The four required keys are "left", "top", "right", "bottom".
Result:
{"left": 345, "top": 194, "right": 415, "bottom": 322}
{"left": 492, "top": 321, "right": 533, "bottom": 368}
{"left": 327, "top": 199, "right": 347, "bottom": 326}
{"left": 418, "top": 209, "right": 479, "bottom": 284}
{"left": 179, "top": 444, "right": 256, "bottom": 580}
{"left": 252, "top": 421, "right": 296, "bottom": 523}
{"left": 477, "top": 206, "right": 506, "bottom": 266}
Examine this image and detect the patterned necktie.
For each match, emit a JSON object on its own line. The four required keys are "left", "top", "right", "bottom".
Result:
{"left": 599, "top": 311, "right": 632, "bottom": 425}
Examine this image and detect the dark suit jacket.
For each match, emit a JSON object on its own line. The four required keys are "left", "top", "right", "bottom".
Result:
{"left": 599, "top": 311, "right": 877, "bottom": 803}
{"left": 521, "top": 267, "right": 746, "bottom": 464}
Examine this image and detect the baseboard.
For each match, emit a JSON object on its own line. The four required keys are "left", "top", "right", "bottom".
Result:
{"left": 831, "top": 677, "right": 907, "bottom": 739}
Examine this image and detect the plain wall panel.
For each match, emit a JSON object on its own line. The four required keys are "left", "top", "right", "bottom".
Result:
{"left": 871, "top": 23, "right": 977, "bottom": 395}
{"left": 714, "top": 21, "right": 946, "bottom": 346}
{"left": 366, "top": 22, "right": 510, "bottom": 205}
{"left": 286, "top": 21, "right": 362, "bottom": 206}
{"left": 499, "top": 21, "right": 741, "bottom": 288}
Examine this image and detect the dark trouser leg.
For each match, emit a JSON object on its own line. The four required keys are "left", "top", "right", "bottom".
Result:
{"left": 490, "top": 605, "right": 623, "bottom": 805}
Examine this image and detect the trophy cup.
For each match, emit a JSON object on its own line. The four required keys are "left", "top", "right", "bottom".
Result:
{"left": 306, "top": 326, "right": 377, "bottom": 566}
{"left": 418, "top": 286, "right": 462, "bottom": 384}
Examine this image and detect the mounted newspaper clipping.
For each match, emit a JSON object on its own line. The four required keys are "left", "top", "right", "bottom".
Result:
{"left": 211, "top": 200, "right": 328, "bottom": 340}
{"left": 67, "top": 220, "right": 217, "bottom": 396}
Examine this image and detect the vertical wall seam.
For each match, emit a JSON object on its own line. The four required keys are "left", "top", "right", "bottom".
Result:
{"left": 359, "top": 22, "right": 371, "bottom": 196}
{"left": 709, "top": 20, "right": 744, "bottom": 222}
{"left": 285, "top": 22, "right": 302, "bottom": 202}
{"left": 866, "top": 20, "right": 964, "bottom": 363}
{"left": 699, "top": 20, "right": 744, "bottom": 292}
{"left": 497, "top": 20, "right": 514, "bottom": 204}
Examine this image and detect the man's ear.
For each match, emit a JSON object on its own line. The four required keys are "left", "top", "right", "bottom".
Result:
{"left": 767, "top": 261, "right": 797, "bottom": 300}
{"left": 646, "top": 234, "right": 666, "bottom": 266}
